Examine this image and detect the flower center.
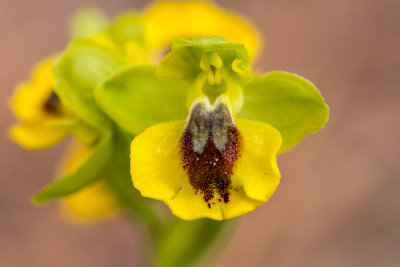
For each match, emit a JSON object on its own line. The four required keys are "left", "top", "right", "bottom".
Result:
{"left": 43, "top": 91, "right": 60, "bottom": 114}
{"left": 181, "top": 101, "right": 240, "bottom": 207}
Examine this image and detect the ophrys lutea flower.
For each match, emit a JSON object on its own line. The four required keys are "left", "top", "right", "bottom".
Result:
{"left": 131, "top": 96, "right": 281, "bottom": 220}
{"left": 9, "top": 57, "right": 97, "bottom": 149}
{"left": 13, "top": 1, "right": 262, "bottom": 218}
{"left": 10, "top": 57, "right": 69, "bottom": 149}
{"left": 97, "top": 36, "right": 328, "bottom": 220}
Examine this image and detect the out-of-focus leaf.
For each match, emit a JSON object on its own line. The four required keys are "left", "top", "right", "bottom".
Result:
{"left": 238, "top": 71, "right": 329, "bottom": 153}
{"left": 95, "top": 65, "right": 188, "bottom": 136}
{"left": 32, "top": 131, "right": 113, "bottom": 204}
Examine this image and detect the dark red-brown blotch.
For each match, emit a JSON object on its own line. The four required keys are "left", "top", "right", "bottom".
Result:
{"left": 43, "top": 91, "right": 60, "bottom": 114}
{"left": 181, "top": 125, "right": 241, "bottom": 207}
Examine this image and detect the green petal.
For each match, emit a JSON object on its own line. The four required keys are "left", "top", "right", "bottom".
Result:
{"left": 55, "top": 38, "right": 123, "bottom": 128}
{"left": 70, "top": 7, "right": 108, "bottom": 38}
{"left": 157, "top": 37, "right": 249, "bottom": 82}
{"left": 32, "top": 131, "right": 113, "bottom": 204}
{"left": 238, "top": 71, "right": 329, "bottom": 153}
{"left": 95, "top": 65, "right": 189, "bottom": 136}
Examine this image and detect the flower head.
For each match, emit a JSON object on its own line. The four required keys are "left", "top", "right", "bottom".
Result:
{"left": 120, "top": 37, "right": 329, "bottom": 220}
{"left": 9, "top": 57, "right": 98, "bottom": 149}
{"left": 131, "top": 96, "right": 282, "bottom": 220}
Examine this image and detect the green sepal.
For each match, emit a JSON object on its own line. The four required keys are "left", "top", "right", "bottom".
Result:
{"left": 68, "top": 120, "right": 99, "bottom": 145}
{"left": 95, "top": 65, "right": 189, "bottom": 136}
{"left": 32, "top": 130, "right": 113, "bottom": 204}
{"left": 238, "top": 71, "right": 329, "bottom": 153}
{"left": 70, "top": 7, "right": 108, "bottom": 38}
{"left": 55, "top": 38, "right": 123, "bottom": 129}
{"left": 157, "top": 37, "right": 250, "bottom": 83}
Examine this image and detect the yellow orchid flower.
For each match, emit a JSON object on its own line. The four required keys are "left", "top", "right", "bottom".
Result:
{"left": 9, "top": 57, "right": 96, "bottom": 149}
{"left": 10, "top": 57, "right": 69, "bottom": 149}
{"left": 58, "top": 142, "right": 120, "bottom": 222}
{"left": 93, "top": 36, "right": 328, "bottom": 221}
{"left": 143, "top": 0, "right": 261, "bottom": 61}
{"left": 131, "top": 96, "right": 282, "bottom": 220}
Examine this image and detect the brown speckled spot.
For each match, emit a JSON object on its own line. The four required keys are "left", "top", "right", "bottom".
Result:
{"left": 181, "top": 125, "right": 240, "bottom": 206}
{"left": 43, "top": 91, "right": 60, "bottom": 114}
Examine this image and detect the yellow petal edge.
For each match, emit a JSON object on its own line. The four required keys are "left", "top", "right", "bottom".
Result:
{"left": 11, "top": 57, "right": 55, "bottom": 123}
{"left": 9, "top": 124, "right": 67, "bottom": 150}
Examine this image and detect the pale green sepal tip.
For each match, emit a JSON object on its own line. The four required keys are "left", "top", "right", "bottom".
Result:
{"left": 95, "top": 65, "right": 189, "bottom": 136}
{"left": 238, "top": 71, "right": 329, "bottom": 153}
{"left": 32, "top": 131, "right": 113, "bottom": 205}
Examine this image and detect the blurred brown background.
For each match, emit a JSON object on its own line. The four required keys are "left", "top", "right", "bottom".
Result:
{"left": 1, "top": 0, "right": 399, "bottom": 266}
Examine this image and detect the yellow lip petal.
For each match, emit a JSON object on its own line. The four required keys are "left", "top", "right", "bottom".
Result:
{"left": 130, "top": 120, "right": 187, "bottom": 201}
{"left": 9, "top": 124, "right": 67, "bottom": 150}
{"left": 12, "top": 80, "right": 53, "bottom": 123}
{"left": 130, "top": 117, "right": 282, "bottom": 220}
{"left": 11, "top": 57, "right": 55, "bottom": 122}
{"left": 143, "top": 0, "right": 262, "bottom": 60}
{"left": 165, "top": 181, "right": 264, "bottom": 220}
{"left": 232, "top": 118, "right": 282, "bottom": 202}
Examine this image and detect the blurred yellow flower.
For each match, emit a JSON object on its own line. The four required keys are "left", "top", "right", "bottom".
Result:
{"left": 9, "top": 57, "right": 97, "bottom": 149}
{"left": 58, "top": 142, "right": 120, "bottom": 222}
{"left": 131, "top": 96, "right": 281, "bottom": 220}
{"left": 144, "top": 0, "right": 262, "bottom": 61}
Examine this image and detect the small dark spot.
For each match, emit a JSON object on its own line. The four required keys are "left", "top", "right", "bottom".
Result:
{"left": 222, "top": 193, "right": 229, "bottom": 203}
{"left": 43, "top": 91, "right": 60, "bottom": 114}
{"left": 207, "top": 203, "right": 211, "bottom": 209}
{"left": 218, "top": 199, "right": 222, "bottom": 202}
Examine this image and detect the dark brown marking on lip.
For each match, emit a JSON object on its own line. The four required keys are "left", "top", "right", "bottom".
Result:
{"left": 181, "top": 125, "right": 240, "bottom": 206}
{"left": 43, "top": 91, "right": 60, "bottom": 114}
